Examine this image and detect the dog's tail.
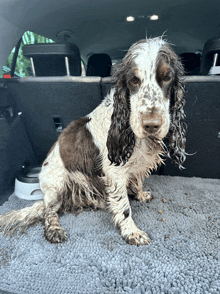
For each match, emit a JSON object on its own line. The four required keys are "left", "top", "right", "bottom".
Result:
{"left": 0, "top": 200, "right": 45, "bottom": 237}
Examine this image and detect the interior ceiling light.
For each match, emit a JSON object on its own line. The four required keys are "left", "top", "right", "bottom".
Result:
{"left": 126, "top": 16, "right": 135, "bottom": 22}
{"left": 149, "top": 15, "right": 159, "bottom": 20}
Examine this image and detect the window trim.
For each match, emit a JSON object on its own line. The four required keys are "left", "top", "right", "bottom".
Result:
{"left": 10, "top": 38, "right": 22, "bottom": 78}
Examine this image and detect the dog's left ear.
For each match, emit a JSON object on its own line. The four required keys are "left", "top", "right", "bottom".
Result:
{"left": 167, "top": 54, "right": 187, "bottom": 169}
{"left": 107, "top": 77, "right": 135, "bottom": 166}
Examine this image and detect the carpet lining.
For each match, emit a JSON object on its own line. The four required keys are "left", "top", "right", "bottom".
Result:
{"left": 0, "top": 175, "right": 219, "bottom": 294}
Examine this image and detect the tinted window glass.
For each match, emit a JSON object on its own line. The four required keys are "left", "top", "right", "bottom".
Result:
{"left": 0, "top": 31, "right": 54, "bottom": 78}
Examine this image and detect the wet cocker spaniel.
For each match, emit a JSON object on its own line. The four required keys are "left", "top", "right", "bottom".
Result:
{"left": 0, "top": 37, "right": 187, "bottom": 246}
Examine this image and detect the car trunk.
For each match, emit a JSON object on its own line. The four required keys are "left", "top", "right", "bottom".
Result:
{"left": 0, "top": 74, "right": 220, "bottom": 204}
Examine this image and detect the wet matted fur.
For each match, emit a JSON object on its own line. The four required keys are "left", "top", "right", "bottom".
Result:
{"left": 0, "top": 37, "right": 187, "bottom": 246}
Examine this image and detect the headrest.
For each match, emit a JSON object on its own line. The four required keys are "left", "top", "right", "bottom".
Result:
{"left": 23, "top": 43, "right": 81, "bottom": 76}
{"left": 86, "top": 54, "right": 112, "bottom": 77}
{"left": 200, "top": 38, "right": 220, "bottom": 75}
{"left": 179, "top": 53, "right": 200, "bottom": 75}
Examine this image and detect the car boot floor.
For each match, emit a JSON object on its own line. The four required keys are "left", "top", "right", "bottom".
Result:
{"left": 0, "top": 175, "right": 220, "bottom": 294}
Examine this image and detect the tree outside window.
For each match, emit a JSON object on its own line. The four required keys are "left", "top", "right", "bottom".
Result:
{"left": 0, "top": 31, "right": 54, "bottom": 78}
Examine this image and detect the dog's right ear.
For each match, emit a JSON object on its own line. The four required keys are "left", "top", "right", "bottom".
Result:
{"left": 107, "top": 76, "right": 135, "bottom": 166}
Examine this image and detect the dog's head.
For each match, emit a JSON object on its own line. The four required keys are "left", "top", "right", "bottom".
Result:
{"left": 107, "top": 37, "right": 186, "bottom": 168}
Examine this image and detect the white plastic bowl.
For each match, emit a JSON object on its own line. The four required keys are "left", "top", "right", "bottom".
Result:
{"left": 14, "top": 167, "right": 44, "bottom": 200}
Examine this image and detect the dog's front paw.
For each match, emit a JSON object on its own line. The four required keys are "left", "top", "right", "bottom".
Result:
{"left": 44, "top": 226, "right": 67, "bottom": 243}
{"left": 136, "top": 190, "right": 153, "bottom": 202}
{"left": 125, "top": 230, "right": 151, "bottom": 246}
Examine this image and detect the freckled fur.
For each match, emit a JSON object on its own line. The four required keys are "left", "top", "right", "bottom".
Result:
{"left": 0, "top": 37, "right": 186, "bottom": 246}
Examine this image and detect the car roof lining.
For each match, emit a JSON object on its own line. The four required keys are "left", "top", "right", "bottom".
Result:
{"left": 0, "top": 0, "right": 220, "bottom": 69}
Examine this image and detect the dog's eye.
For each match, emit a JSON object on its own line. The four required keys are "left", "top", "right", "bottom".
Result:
{"left": 130, "top": 76, "right": 140, "bottom": 85}
{"left": 163, "top": 73, "right": 172, "bottom": 82}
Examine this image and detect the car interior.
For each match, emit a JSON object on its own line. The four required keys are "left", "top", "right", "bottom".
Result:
{"left": 0, "top": 1, "right": 220, "bottom": 294}
{"left": 0, "top": 0, "right": 220, "bottom": 204}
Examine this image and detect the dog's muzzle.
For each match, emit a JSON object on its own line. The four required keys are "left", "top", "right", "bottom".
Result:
{"left": 142, "top": 115, "right": 163, "bottom": 135}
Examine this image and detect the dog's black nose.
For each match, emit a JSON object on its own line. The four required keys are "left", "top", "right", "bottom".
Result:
{"left": 143, "top": 118, "right": 162, "bottom": 134}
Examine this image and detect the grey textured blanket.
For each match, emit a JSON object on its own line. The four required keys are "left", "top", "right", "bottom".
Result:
{"left": 0, "top": 175, "right": 219, "bottom": 294}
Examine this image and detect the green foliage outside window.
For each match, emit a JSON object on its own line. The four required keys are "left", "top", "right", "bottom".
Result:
{"left": 0, "top": 31, "right": 54, "bottom": 78}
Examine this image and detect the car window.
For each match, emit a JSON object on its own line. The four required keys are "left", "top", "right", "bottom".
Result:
{"left": 0, "top": 31, "right": 54, "bottom": 78}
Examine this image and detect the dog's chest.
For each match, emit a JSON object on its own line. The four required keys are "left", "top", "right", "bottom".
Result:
{"left": 127, "top": 139, "right": 162, "bottom": 176}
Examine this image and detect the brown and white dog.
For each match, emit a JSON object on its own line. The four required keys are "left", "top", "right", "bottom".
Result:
{"left": 0, "top": 37, "right": 186, "bottom": 246}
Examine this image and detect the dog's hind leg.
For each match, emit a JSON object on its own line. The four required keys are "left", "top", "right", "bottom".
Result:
{"left": 43, "top": 189, "right": 68, "bottom": 243}
{"left": 40, "top": 171, "right": 70, "bottom": 243}
{"left": 127, "top": 175, "right": 153, "bottom": 203}
{"left": 39, "top": 142, "right": 69, "bottom": 243}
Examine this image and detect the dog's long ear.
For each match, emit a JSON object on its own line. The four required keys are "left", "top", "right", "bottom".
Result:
{"left": 107, "top": 75, "right": 135, "bottom": 166}
{"left": 167, "top": 52, "right": 187, "bottom": 169}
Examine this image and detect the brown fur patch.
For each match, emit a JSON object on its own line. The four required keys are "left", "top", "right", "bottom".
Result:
{"left": 156, "top": 62, "right": 171, "bottom": 84}
{"left": 156, "top": 59, "right": 174, "bottom": 97}
{"left": 127, "top": 65, "right": 141, "bottom": 94}
{"left": 58, "top": 117, "right": 107, "bottom": 212}
{"left": 59, "top": 117, "right": 103, "bottom": 177}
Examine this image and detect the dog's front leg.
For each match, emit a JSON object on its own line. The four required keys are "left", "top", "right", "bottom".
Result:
{"left": 107, "top": 180, "right": 151, "bottom": 246}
